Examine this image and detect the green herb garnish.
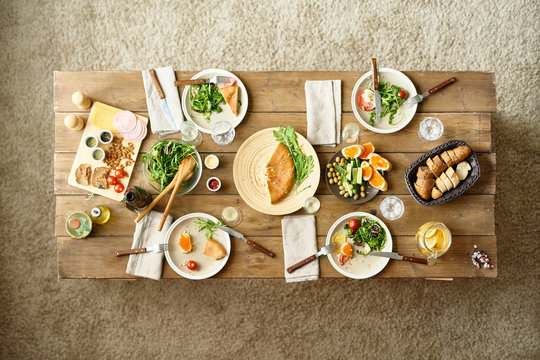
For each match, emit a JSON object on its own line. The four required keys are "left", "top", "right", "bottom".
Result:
{"left": 273, "top": 126, "right": 315, "bottom": 192}
{"left": 194, "top": 218, "right": 223, "bottom": 239}
{"left": 366, "top": 82, "right": 407, "bottom": 125}
{"left": 344, "top": 216, "right": 386, "bottom": 255}
{"left": 189, "top": 83, "right": 225, "bottom": 123}
{"left": 142, "top": 140, "right": 197, "bottom": 191}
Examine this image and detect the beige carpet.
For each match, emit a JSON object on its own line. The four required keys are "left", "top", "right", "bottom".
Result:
{"left": 1, "top": 0, "right": 539, "bottom": 358}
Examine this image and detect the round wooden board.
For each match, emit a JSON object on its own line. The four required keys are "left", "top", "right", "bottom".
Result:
{"left": 233, "top": 128, "right": 320, "bottom": 215}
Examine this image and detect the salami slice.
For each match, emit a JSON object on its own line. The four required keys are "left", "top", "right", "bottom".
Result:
{"left": 114, "top": 111, "right": 138, "bottom": 133}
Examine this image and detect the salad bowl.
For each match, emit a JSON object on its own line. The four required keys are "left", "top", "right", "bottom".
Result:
{"left": 142, "top": 139, "right": 202, "bottom": 196}
{"left": 351, "top": 68, "right": 417, "bottom": 134}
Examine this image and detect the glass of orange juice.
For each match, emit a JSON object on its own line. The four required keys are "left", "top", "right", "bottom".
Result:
{"left": 415, "top": 222, "right": 452, "bottom": 265}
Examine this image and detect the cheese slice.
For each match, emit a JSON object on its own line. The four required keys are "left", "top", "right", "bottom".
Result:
{"left": 219, "top": 85, "right": 238, "bottom": 116}
{"left": 88, "top": 102, "right": 121, "bottom": 134}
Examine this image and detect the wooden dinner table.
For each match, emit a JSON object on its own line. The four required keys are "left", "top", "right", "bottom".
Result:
{"left": 54, "top": 71, "right": 497, "bottom": 279}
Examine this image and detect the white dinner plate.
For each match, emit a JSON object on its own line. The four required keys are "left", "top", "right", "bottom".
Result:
{"left": 181, "top": 69, "right": 248, "bottom": 134}
{"left": 351, "top": 68, "right": 417, "bottom": 134}
{"left": 164, "top": 212, "right": 230, "bottom": 280}
{"left": 326, "top": 212, "right": 393, "bottom": 279}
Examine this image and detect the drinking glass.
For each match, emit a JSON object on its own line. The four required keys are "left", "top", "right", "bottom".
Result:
{"left": 222, "top": 206, "right": 242, "bottom": 226}
{"left": 180, "top": 121, "right": 202, "bottom": 146}
{"left": 415, "top": 222, "right": 452, "bottom": 265}
{"left": 379, "top": 196, "right": 404, "bottom": 220}
{"left": 211, "top": 121, "right": 235, "bottom": 146}
{"left": 303, "top": 196, "right": 320, "bottom": 214}
{"left": 418, "top": 117, "right": 444, "bottom": 141}
{"left": 341, "top": 122, "right": 360, "bottom": 145}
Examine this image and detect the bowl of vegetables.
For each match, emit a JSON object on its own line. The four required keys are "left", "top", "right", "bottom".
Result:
{"left": 181, "top": 68, "right": 248, "bottom": 134}
{"left": 142, "top": 139, "right": 202, "bottom": 196}
{"left": 351, "top": 68, "right": 417, "bottom": 134}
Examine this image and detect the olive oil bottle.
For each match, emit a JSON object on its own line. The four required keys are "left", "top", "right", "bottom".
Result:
{"left": 90, "top": 205, "right": 111, "bottom": 225}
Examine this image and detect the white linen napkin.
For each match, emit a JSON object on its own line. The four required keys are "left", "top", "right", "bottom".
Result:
{"left": 282, "top": 215, "right": 318, "bottom": 283}
{"left": 141, "top": 66, "right": 183, "bottom": 136}
{"left": 305, "top": 80, "right": 341, "bottom": 146}
{"left": 126, "top": 211, "right": 173, "bottom": 280}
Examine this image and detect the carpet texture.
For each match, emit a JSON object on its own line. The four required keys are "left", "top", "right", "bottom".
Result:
{"left": 1, "top": 0, "right": 539, "bottom": 358}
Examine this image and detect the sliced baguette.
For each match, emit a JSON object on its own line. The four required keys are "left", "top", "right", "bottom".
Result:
{"left": 448, "top": 150, "right": 459, "bottom": 165}
{"left": 417, "top": 166, "right": 434, "bottom": 179}
{"left": 432, "top": 187, "right": 443, "bottom": 199}
{"left": 414, "top": 183, "right": 432, "bottom": 200}
{"left": 416, "top": 178, "right": 435, "bottom": 190}
{"left": 440, "top": 171, "right": 454, "bottom": 190}
{"left": 432, "top": 155, "right": 448, "bottom": 177}
{"left": 435, "top": 177, "right": 448, "bottom": 193}
{"left": 445, "top": 167, "right": 460, "bottom": 188}
{"left": 456, "top": 161, "right": 471, "bottom": 180}
{"left": 453, "top": 146, "right": 472, "bottom": 162}
{"left": 440, "top": 151, "right": 454, "bottom": 167}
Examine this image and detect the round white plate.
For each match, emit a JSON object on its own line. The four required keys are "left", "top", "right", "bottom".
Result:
{"left": 326, "top": 212, "right": 393, "bottom": 279}
{"left": 181, "top": 69, "right": 248, "bottom": 134}
{"left": 351, "top": 68, "right": 417, "bottom": 134}
{"left": 164, "top": 212, "right": 230, "bottom": 280}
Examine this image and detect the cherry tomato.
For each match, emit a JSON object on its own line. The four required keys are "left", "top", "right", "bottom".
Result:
{"left": 356, "top": 89, "right": 375, "bottom": 111}
{"left": 397, "top": 89, "right": 407, "bottom": 99}
{"left": 114, "top": 183, "right": 125, "bottom": 193}
{"left": 114, "top": 169, "right": 126, "bottom": 178}
{"left": 107, "top": 176, "right": 118, "bottom": 185}
{"left": 348, "top": 218, "right": 360, "bottom": 232}
{"left": 187, "top": 260, "right": 197, "bottom": 270}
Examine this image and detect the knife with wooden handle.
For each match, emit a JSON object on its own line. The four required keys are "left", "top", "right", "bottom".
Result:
{"left": 370, "top": 252, "right": 428, "bottom": 264}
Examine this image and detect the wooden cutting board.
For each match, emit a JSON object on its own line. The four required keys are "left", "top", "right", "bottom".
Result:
{"left": 67, "top": 102, "right": 148, "bottom": 201}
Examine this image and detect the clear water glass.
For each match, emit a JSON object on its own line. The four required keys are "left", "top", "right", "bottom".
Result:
{"left": 379, "top": 196, "right": 404, "bottom": 220}
{"left": 222, "top": 206, "right": 242, "bottom": 226}
{"left": 341, "top": 122, "right": 360, "bottom": 145}
{"left": 418, "top": 117, "right": 444, "bottom": 141}
{"left": 180, "top": 121, "right": 202, "bottom": 146}
{"left": 211, "top": 121, "right": 235, "bottom": 146}
{"left": 303, "top": 196, "right": 320, "bottom": 214}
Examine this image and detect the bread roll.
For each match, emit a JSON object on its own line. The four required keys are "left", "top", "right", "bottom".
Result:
{"left": 445, "top": 168, "right": 460, "bottom": 188}
{"left": 453, "top": 146, "right": 471, "bottom": 162}
{"left": 417, "top": 166, "right": 434, "bottom": 179}
{"left": 417, "top": 178, "right": 435, "bottom": 190}
{"left": 432, "top": 187, "right": 443, "bottom": 199}
{"left": 456, "top": 161, "right": 471, "bottom": 180}
{"left": 414, "top": 183, "right": 432, "bottom": 200}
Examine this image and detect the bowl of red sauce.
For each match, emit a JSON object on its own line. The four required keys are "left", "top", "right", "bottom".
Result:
{"left": 207, "top": 177, "right": 221, "bottom": 192}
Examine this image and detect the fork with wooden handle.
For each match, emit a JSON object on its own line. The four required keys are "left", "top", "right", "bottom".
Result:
{"left": 158, "top": 156, "right": 196, "bottom": 231}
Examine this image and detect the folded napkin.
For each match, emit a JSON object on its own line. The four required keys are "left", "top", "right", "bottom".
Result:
{"left": 142, "top": 66, "right": 183, "bottom": 136}
{"left": 305, "top": 80, "right": 341, "bottom": 146}
{"left": 126, "top": 211, "right": 173, "bottom": 280}
{"left": 282, "top": 215, "right": 318, "bottom": 283}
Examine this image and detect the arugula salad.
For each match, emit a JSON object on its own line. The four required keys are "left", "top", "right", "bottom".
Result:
{"left": 143, "top": 140, "right": 197, "bottom": 191}
{"left": 357, "top": 82, "right": 408, "bottom": 126}
{"left": 344, "top": 216, "right": 387, "bottom": 255}
{"left": 193, "top": 218, "right": 223, "bottom": 239}
{"left": 273, "top": 126, "right": 314, "bottom": 192}
{"left": 189, "top": 83, "right": 226, "bottom": 123}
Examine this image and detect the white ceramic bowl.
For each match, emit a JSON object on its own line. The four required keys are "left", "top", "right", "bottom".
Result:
{"left": 351, "top": 68, "right": 417, "bottom": 134}
{"left": 326, "top": 212, "right": 393, "bottom": 279}
{"left": 206, "top": 177, "right": 221, "bottom": 192}
{"left": 181, "top": 69, "right": 248, "bottom": 134}
{"left": 204, "top": 154, "right": 219, "bottom": 169}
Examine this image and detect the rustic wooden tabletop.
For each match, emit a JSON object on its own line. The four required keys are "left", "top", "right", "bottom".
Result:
{"left": 54, "top": 71, "right": 497, "bottom": 279}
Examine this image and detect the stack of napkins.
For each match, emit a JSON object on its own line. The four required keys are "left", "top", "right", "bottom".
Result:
{"left": 305, "top": 80, "right": 341, "bottom": 147}
{"left": 126, "top": 211, "right": 172, "bottom": 280}
{"left": 141, "top": 66, "right": 183, "bottom": 136}
{"left": 282, "top": 215, "right": 318, "bottom": 283}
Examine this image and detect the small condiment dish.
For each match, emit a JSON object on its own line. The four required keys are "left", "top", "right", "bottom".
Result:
{"left": 99, "top": 130, "right": 113, "bottom": 145}
{"left": 206, "top": 177, "right": 221, "bottom": 192}
{"left": 204, "top": 154, "right": 219, "bottom": 169}
{"left": 84, "top": 135, "right": 99, "bottom": 149}
{"left": 91, "top": 147, "right": 106, "bottom": 162}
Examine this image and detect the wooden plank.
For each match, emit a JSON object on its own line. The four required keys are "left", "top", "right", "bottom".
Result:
{"left": 55, "top": 112, "right": 493, "bottom": 153}
{"left": 54, "top": 152, "right": 497, "bottom": 196}
{"left": 55, "top": 194, "right": 495, "bottom": 237}
{"left": 57, "top": 235, "right": 497, "bottom": 279}
{"left": 54, "top": 71, "right": 496, "bottom": 113}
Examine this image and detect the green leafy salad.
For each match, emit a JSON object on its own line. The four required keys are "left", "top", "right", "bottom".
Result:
{"left": 367, "top": 82, "right": 407, "bottom": 126}
{"left": 189, "top": 83, "right": 225, "bottom": 123}
{"left": 194, "top": 218, "right": 223, "bottom": 239}
{"left": 143, "top": 140, "right": 197, "bottom": 191}
{"left": 273, "top": 126, "right": 315, "bottom": 192}
{"left": 344, "top": 216, "right": 386, "bottom": 255}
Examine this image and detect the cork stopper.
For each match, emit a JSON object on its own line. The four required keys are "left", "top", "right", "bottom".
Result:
{"left": 72, "top": 91, "right": 92, "bottom": 110}
{"left": 64, "top": 114, "right": 84, "bottom": 130}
